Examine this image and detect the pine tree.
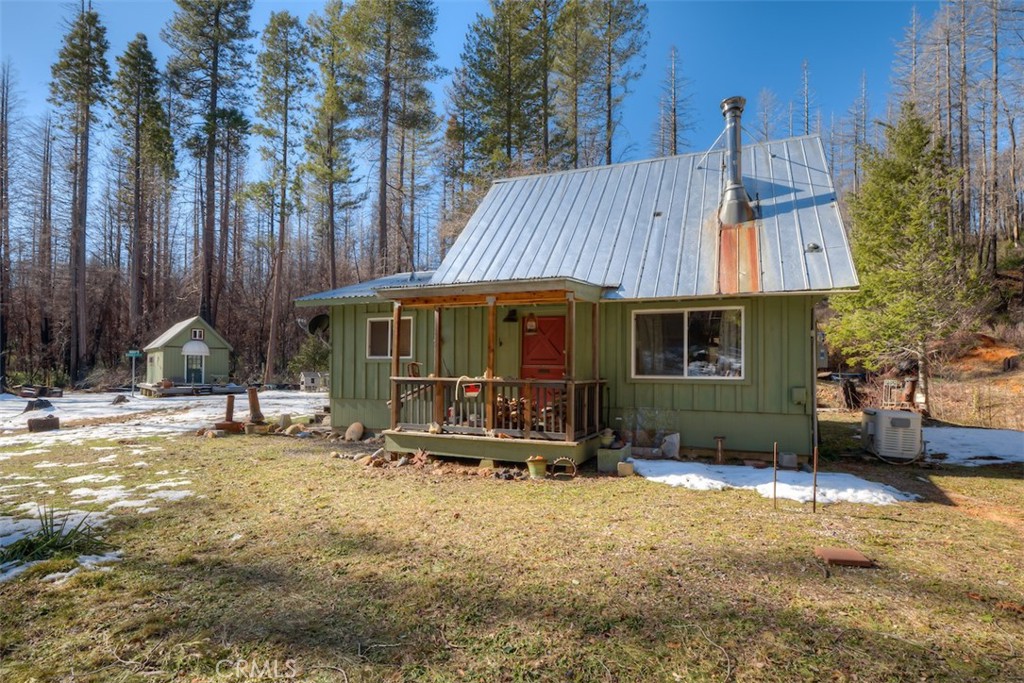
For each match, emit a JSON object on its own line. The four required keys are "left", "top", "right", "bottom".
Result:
{"left": 592, "top": 0, "right": 647, "bottom": 165}
{"left": 49, "top": 5, "right": 110, "bottom": 382}
{"left": 0, "top": 62, "right": 11, "bottom": 389}
{"left": 552, "top": 0, "right": 600, "bottom": 168}
{"left": 110, "top": 33, "right": 174, "bottom": 342}
{"left": 163, "top": 0, "right": 253, "bottom": 325}
{"left": 459, "top": 0, "right": 544, "bottom": 171}
{"left": 652, "top": 45, "right": 691, "bottom": 156}
{"left": 826, "top": 104, "right": 985, "bottom": 414}
{"left": 343, "top": 0, "right": 439, "bottom": 274}
{"left": 255, "top": 10, "right": 312, "bottom": 383}
{"left": 306, "top": 0, "right": 359, "bottom": 290}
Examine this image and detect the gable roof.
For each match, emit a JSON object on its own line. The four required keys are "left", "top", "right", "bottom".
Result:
{"left": 143, "top": 316, "right": 234, "bottom": 352}
{"left": 432, "top": 135, "right": 856, "bottom": 300}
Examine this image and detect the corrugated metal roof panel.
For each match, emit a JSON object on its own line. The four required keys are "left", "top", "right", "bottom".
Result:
{"left": 295, "top": 272, "right": 435, "bottom": 304}
{"left": 430, "top": 135, "right": 857, "bottom": 299}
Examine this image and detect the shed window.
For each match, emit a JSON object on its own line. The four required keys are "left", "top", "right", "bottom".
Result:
{"left": 367, "top": 317, "right": 413, "bottom": 360}
{"left": 633, "top": 308, "right": 744, "bottom": 379}
{"left": 190, "top": 328, "right": 205, "bottom": 341}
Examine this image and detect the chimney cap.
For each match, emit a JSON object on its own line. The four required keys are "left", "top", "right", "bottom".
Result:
{"left": 720, "top": 96, "right": 746, "bottom": 117}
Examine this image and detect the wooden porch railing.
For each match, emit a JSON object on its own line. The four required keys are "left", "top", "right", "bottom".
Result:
{"left": 390, "top": 377, "right": 604, "bottom": 442}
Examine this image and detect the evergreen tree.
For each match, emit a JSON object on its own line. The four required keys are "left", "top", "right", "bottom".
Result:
{"left": 552, "top": 0, "right": 601, "bottom": 168}
{"left": 459, "top": 0, "right": 544, "bottom": 171}
{"left": 592, "top": 0, "right": 647, "bottom": 165}
{"left": 826, "top": 104, "right": 985, "bottom": 413}
{"left": 49, "top": 6, "right": 110, "bottom": 381}
{"left": 110, "top": 33, "right": 174, "bottom": 341}
{"left": 305, "top": 0, "right": 359, "bottom": 290}
{"left": 343, "top": 0, "right": 439, "bottom": 274}
{"left": 163, "top": 0, "right": 253, "bottom": 325}
{"left": 652, "top": 45, "right": 691, "bottom": 156}
{"left": 254, "top": 10, "right": 312, "bottom": 383}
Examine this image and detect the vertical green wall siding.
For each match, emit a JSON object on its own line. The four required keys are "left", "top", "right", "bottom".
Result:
{"left": 329, "top": 295, "right": 816, "bottom": 454}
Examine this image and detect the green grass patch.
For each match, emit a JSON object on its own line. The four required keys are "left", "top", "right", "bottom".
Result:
{"left": 0, "top": 506, "right": 111, "bottom": 563}
{"left": 0, "top": 436, "right": 1021, "bottom": 681}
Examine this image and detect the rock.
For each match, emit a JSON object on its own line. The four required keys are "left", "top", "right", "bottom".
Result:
{"left": 356, "top": 455, "right": 373, "bottom": 466}
{"left": 111, "top": 395, "right": 129, "bottom": 405}
{"left": 206, "top": 429, "right": 226, "bottom": 439}
{"left": 397, "top": 456, "right": 410, "bottom": 466}
{"left": 27, "top": 415, "right": 59, "bottom": 432}
{"left": 331, "top": 451, "right": 341, "bottom": 458}
{"left": 344, "top": 422, "right": 364, "bottom": 442}
{"left": 278, "top": 414, "right": 292, "bottom": 429}
{"left": 244, "top": 423, "right": 258, "bottom": 435}
{"left": 22, "top": 399, "right": 53, "bottom": 413}
{"left": 284, "top": 424, "right": 304, "bottom": 436}
{"left": 661, "top": 433, "right": 680, "bottom": 459}
{"left": 617, "top": 461, "right": 635, "bottom": 477}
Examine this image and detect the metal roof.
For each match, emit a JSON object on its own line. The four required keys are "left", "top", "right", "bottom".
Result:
{"left": 431, "top": 135, "right": 858, "bottom": 299}
{"left": 295, "top": 271, "right": 435, "bottom": 306}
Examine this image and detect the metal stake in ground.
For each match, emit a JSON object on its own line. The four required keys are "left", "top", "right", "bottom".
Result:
{"left": 773, "top": 441, "right": 778, "bottom": 512}
{"left": 812, "top": 446, "right": 819, "bottom": 513}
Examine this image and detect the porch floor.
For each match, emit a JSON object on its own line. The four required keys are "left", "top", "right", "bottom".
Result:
{"left": 384, "top": 430, "right": 599, "bottom": 465}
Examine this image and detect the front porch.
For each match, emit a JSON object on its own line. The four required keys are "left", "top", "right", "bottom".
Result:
{"left": 385, "top": 377, "right": 603, "bottom": 463}
{"left": 379, "top": 278, "right": 607, "bottom": 464}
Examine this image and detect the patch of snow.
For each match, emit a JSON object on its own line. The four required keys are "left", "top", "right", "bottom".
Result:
{"left": 924, "top": 427, "right": 1024, "bottom": 466}
{"left": 106, "top": 500, "right": 152, "bottom": 509}
{"left": 136, "top": 479, "right": 191, "bottom": 490}
{"left": 129, "top": 461, "right": 149, "bottom": 468}
{"left": 0, "top": 562, "right": 32, "bottom": 582}
{"left": 155, "top": 470, "right": 169, "bottom": 475}
{"left": 138, "top": 507, "right": 160, "bottom": 514}
{"left": 0, "top": 447, "right": 50, "bottom": 460}
{"left": 629, "top": 459, "right": 917, "bottom": 506}
{"left": 69, "top": 486, "right": 131, "bottom": 504}
{"left": 95, "top": 454, "right": 118, "bottom": 463}
{"left": 90, "top": 446, "right": 118, "bottom": 451}
{"left": 0, "top": 390, "right": 325, "bottom": 447}
{"left": 63, "top": 474, "right": 122, "bottom": 484}
{"left": 146, "top": 489, "right": 192, "bottom": 502}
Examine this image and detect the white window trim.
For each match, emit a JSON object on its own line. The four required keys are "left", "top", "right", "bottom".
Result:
{"left": 631, "top": 306, "right": 745, "bottom": 381}
{"left": 366, "top": 316, "right": 414, "bottom": 360}
{"left": 191, "top": 328, "right": 205, "bottom": 340}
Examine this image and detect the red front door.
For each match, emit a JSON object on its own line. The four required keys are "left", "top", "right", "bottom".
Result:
{"left": 521, "top": 316, "right": 566, "bottom": 379}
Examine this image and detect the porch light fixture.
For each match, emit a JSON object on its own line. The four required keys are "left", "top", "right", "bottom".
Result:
{"left": 524, "top": 313, "right": 539, "bottom": 335}
{"left": 503, "top": 309, "right": 518, "bottom": 323}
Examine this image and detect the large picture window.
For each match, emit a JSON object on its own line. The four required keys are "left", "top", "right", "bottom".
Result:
{"left": 633, "top": 308, "right": 744, "bottom": 379}
{"left": 366, "top": 317, "right": 413, "bottom": 360}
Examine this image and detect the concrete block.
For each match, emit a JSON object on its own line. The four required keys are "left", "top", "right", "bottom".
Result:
{"left": 617, "top": 461, "right": 635, "bottom": 477}
{"left": 597, "top": 446, "right": 630, "bottom": 473}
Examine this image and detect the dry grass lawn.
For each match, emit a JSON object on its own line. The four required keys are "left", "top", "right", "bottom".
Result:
{"left": 0, "top": 428, "right": 1021, "bottom": 682}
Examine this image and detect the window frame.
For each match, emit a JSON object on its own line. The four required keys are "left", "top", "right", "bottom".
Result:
{"left": 190, "top": 328, "right": 205, "bottom": 341}
{"left": 366, "top": 316, "right": 414, "bottom": 360}
{"left": 631, "top": 306, "right": 745, "bottom": 381}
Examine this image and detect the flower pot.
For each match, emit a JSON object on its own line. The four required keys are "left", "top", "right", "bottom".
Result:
{"left": 526, "top": 455, "right": 547, "bottom": 479}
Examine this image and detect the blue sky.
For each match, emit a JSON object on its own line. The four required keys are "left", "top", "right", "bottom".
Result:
{"left": 1, "top": 0, "right": 936, "bottom": 162}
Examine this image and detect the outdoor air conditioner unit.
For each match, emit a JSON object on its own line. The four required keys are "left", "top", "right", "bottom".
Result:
{"left": 861, "top": 408, "right": 923, "bottom": 461}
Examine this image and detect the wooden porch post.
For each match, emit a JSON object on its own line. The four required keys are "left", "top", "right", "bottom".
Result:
{"left": 433, "top": 307, "right": 445, "bottom": 426}
{"left": 389, "top": 302, "right": 403, "bottom": 429}
{"left": 486, "top": 296, "right": 496, "bottom": 431}
{"left": 565, "top": 293, "right": 575, "bottom": 442}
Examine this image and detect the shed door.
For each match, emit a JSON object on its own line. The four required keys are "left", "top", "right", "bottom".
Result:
{"left": 185, "top": 355, "right": 204, "bottom": 384}
{"left": 521, "top": 316, "right": 566, "bottom": 379}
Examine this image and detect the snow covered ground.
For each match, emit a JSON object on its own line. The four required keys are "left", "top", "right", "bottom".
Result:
{"left": 629, "top": 459, "right": 918, "bottom": 506}
{"left": 924, "top": 427, "right": 1023, "bottom": 467}
{"left": 0, "top": 389, "right": 327, "bottom": 449}
{"left": 0, "top": 389, "right": 328, "bottom": 583}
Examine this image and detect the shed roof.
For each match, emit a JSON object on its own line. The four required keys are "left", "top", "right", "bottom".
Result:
{"left": 143, "top": 316, "right": 234, "bottom": 352}
{"left": 432, "top": 135, "right": 856, "bottom": 299}
{"left": 296, "top": 271, "right": 435, "bottom": 306}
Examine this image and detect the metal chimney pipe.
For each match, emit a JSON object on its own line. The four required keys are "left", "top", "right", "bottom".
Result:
{"left": 718, "top": 96, "right": 755, "bottom": 225}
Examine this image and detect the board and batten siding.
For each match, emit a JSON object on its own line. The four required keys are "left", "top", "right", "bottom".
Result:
{"left": 329, "top": 300, "right": 594, "bottom": 429}
{"left": 601, "top": 295, "right": 816, "bottom": 455}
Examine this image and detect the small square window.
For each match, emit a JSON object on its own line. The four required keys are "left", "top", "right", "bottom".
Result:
{"left": 191, "top": 328, "right": 205, "bottom": 341}
{"left": 366, "top": 317, "right": 413, "bottom": 359}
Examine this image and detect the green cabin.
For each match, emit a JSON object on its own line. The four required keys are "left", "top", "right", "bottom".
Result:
{"left": 298, "top": 97, "right": 858, "bottom": 464}
{"left": 142, "top": 316, "right": 233, "bottom": 387}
